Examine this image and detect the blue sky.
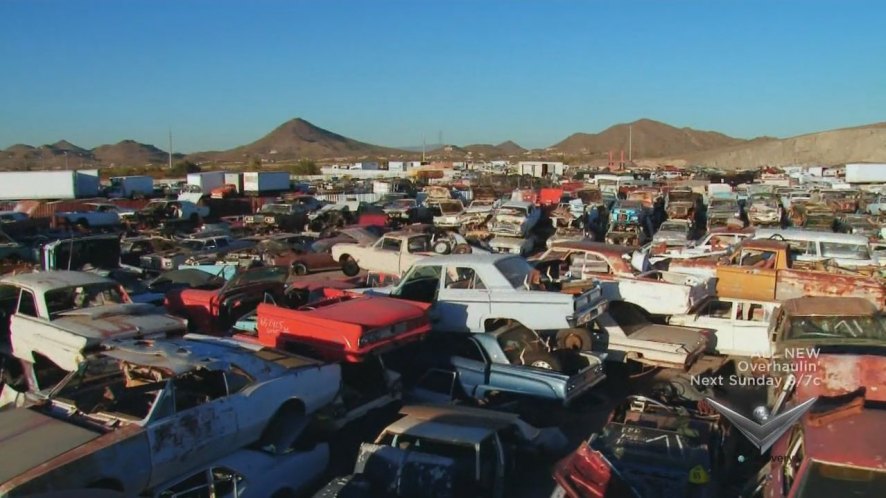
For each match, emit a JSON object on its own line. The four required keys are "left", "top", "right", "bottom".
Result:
{"left": 1, "top": 0, "right": 884, "bottom": 152}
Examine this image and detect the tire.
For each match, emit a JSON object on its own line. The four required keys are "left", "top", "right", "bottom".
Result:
{"left": 292, "top": 263, "right": 308, "bottom": 276}
{"left": 452, "top": 243, "right": 471, "bottom": 254}
{"left": 340, "top": 256, "right": 359, "bottom": 277}
{"left": 258, "top": 401, "right": 308, "bottom": 455}
{"left": 522, "top": 351, "right": 563, "bottom": 371}
{"left": 556, "top": 328, "right": 592, "bottom": 351}
{"left": 433, "top": 240, "right": 451, "bottom": 254}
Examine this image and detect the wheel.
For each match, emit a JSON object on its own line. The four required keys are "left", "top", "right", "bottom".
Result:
{"left": 340, "top": 256, "right": 360, "bottom": 276}
{"left": 555, "top": 328, "right": 592, "bottom": 351}
{"left": 521, "top": 351, "right": 562, "bottom": 371}
{"left": 433, "top": 240, "right": 451, "bottom": 254}
{"left": 292, "top": 263, "right": 308, "bottom": 276}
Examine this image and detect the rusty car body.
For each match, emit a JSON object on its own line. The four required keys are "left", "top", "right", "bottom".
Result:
{"left": 0, "top": 335, "right": 340, "bottom": 496}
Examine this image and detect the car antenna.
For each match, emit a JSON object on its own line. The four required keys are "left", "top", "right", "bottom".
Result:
{"left": 67, "top": 236, "right": 75, "bottom": 271}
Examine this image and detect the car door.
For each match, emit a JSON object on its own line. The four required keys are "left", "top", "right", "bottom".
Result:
{"left": 436, "top": 266, "right": 490, "bottom": 333}
{"left": 146, "top": 370, "right": 239, "bottom": 486}
{"left": 690, "top": 298, "right": 736, "bottom": 354}
{"left": 732, "top": 301, "right": 775, "bottom": 357}
{"left": 372, "top": 237, "right": 401, "bottom": 272}
{"left": 446, "top": 336, "right": 489, "bottom": 399}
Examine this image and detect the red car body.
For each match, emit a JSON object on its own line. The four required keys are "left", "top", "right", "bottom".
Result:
{"left": 248, "top": 289, "right": 430, "bottom": 362}
{"left": 164, "top": 266, "right": 289, "bottom": 334}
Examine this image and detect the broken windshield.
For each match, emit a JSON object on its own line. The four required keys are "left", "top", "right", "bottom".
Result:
{"left": 52, "top": 356, "right": 168, "bottom": 421}
{"left": 786, "top": 315, "right": 886, "bottom": 342}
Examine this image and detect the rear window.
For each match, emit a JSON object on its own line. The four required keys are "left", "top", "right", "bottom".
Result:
{"left": 494, "top": 257, "right": 533, "bottom": 288}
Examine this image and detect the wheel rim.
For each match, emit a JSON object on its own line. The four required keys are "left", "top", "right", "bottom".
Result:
{"left": 531, "top": 360, "right": 553, "bottom": 369}
{"left": 562, "top": 333, "right": 584, "bottom": 350}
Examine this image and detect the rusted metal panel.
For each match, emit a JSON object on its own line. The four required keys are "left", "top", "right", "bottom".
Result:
{"left": 794, "top": 355, "right": 886, "bottom": 402}
{"left": 775, "top": 270, "right": 886, "bottom": 310}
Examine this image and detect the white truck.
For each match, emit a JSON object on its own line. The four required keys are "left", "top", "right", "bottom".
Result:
{"left": 845, "top": 162, "right": 886, "bottom": 184}
{"left": 0, "top": 170, "right": 100, "bottom": 201}
{"left": 56, "top": 202, "right": 134, "bottom": 228}
{"left": 0, "top": 271, "right": 187, "bottom": 407}
{"left": 107, "top": 175, "right": 153, "bottom": 198}
{"left": 332, "top": 231, "right": 435, "bottom": 276}
{"left": 668, "top": 295, "right": 779, "bottom": 358}
{"left": 186, "top": 171, "right": 226, "bottom": 195}
{"left": 243, "top": 171, "right": 291, "bottom": 196}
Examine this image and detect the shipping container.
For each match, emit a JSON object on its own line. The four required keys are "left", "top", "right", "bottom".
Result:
{"left": 0, "top": 170, "right": 100, "bottom": 201}
{"left": 186, "top": 171, "right": 225, "bottom": 194}
{"left": 108, "top": 175, "right": 153, "bottom": 198}
{"left": 845, "top": 163, "right": 886, "bottom": 184}
{"left": 243, "top": 171, "right": 290, "bottom": 195}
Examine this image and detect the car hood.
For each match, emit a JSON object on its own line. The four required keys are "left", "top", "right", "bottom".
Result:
{"left": 53, "top": 303, "right": 186, "bottom": 341}
{"left": 0, "top": 408, "right": 101, "bottom": 485}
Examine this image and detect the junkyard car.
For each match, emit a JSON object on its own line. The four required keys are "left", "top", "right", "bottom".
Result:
{"left": 244, "top": 202, "right": 309, "bottom": 232}
{"left": 606, "top": 200, "right": 648, "bottom": 246}
{"left": 146, "top": 446, "right": 329, "bottom": 498}
{"left": 408, "top": 323, "right": 606, "bottom": 405}
{"left": 56, "top": 203, "right": 131, "bottom": 228}
{"left": 651, "top": 219, "right": 693, "bottom": 247}
{"left": 551, "top": 395, "right": 723, "bottom": 498}
{"left": 0, "top": 335, "right": 341, "bottom": 496}
{"left": 489, "top": 200, "right": 541, "bottom": 238}
{"left": 747, "top": 193, "right": 782, "bottom": 227}
{"left": 836, "top": 213, "right": 881, "bottom": 239}
{"left": 668, "top": 295, "right": 780, "bottom": 357}
{"left": 314, "top": 405, "right": 567, "bottom": 498}
{"left": 136, "top": 199, "right": 209, "bottom": 226}
{"left": 431, "top": 199, "right": 465, "bottom": 229}
{"left": 331, "top": 231, "right": 435, "bottom": 276}
{"left": 165, "top": 266, "right": 290, "bottom": 334}
{"left": 140, "top": 234, "right": 255, "bottom": 273}
{"left": 537, "top": 241, "right": 715, "bottom": 318}
{"left": 375, "top": 254, "right": 606, "bottom": 338}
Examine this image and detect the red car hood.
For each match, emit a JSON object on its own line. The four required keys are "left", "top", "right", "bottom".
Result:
{"left": 793, "top": 353, "right": 886, "bottom": 402}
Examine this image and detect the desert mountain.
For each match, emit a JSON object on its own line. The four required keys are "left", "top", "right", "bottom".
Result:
{"left": 204, "top": 118, "right": 407, "bottom": 162}
{"left": 550, "top": 118, "right": 747, "bottom": 158}
{"left": 463, "top": 140, "right": 526, "bottom": 157}
{"left": 92, "top": 140, "right": 176, "bottom": 166}
{"left": 671, "top": 122, "right": 886, "bottom": 169}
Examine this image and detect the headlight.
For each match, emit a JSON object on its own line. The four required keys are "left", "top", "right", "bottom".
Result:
{"left": 162, "top": 260, "right": 174, "bottom": 269}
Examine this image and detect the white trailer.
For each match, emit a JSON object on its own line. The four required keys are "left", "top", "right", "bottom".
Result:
{"left": 0, "top": 170, "right": 100, "bottom": 201}
{"left": 845, "top": 163, "right": 886, "bottom": 184}
{"left": 108, "top": 175, "right": 153, "bottom": 198}
{"left": 243, "top": 171, "right": 290, "bottom": 195}
{"left": 186, "top": 171, "right": 225, "bottom": 194}
{"left": 224, "top": 172, "right": 243, "bottom": 193}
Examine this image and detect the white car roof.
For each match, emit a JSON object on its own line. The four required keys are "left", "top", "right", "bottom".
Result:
{"left": 0, "top": 270, "right": 114, "bottom": 293}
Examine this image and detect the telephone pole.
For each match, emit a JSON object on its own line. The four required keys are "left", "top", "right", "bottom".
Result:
{"left": 168, "top": 128, "right": 173, "bottom": 169}
{"left": 628, "top": 125, "right": 633, "bottom": 163}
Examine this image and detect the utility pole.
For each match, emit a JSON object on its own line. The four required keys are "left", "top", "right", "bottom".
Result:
{"left": 168, "top": 128, "right": 173, "bottom": 169}
{"left": 628, "top": 125, "right": 633, "bottom": 163}
{"left": 422, "top": 135, "right": 426, "bottom": 162}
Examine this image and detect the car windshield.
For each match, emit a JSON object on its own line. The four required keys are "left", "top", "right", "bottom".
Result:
{"left": 497, "top": 325, "right": 547, "bottom": 364}
{"left": 144, "top": 201, "right": 168, "bottom": 211}
{"left": 470, "top": 200, "right": 494, "bottom": 208}
{"left": 820, "top": 242, "right": 871, "bottom": 260}
{"left": 494, "top": 256, "right": 534, "bottom": 289}
{"left": 52, "top": 356, "right": 167, "bottom": 421}
{"left": 795, "top": 462, "right": 886, "bottom": 498}
{"left": 786, "top": 315, "right": 886, "bottom": 341}
{"left": 709, "top": 199, "right": 735, "bottom": 209}
{"left": 46, "top": 282, "right": 128, "bottom": 315}
{"left": 260, "top": 204, "right": 292, "bottom": 214}
{"left": 179, "top": 240, "right": 207, "bottom": 251}
{"left": 393, "top": 199, "right": 415, "bottom": 208}
{"left": 437, "top": 202, "right": 462, "bottom": 214}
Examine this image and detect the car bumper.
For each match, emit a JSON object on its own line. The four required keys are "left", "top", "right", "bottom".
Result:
{"left": 567, "top": 296, "right": 607, "bottom": 328}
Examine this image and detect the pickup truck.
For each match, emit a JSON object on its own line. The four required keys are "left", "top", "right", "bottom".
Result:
{"left": 488, "top": 200, "right": 541, "bottom": 238}
{"left": 668, "top": 239, "right": 886, "bottom": 309}
{"left": 667, "top": 295, "right": 780, "bottom": 358}
{"left": 536, "top": 240, "right": 715, "bottom": 317}
{"left": 313, "top": 405, "right": 567, "bottom": 498}
{"left": 431, "top": 199, "right": 465, "bottom": 229}
{"left": 407, "top": 324, "right": 606, "bottom": 406}
{"left": 331, "top": 231, "right": 435, "bottom": 276}
{"left": 0, "top": 335, "right": 341, "bottom": 496}
{"left": 136, "top": 199, "right": 209, "bottom": 226}
{"left": 0, "top": 271, "right": 187, "bottom": 407}
{"left": 606, "top": 200, "right": 649, "bottom": 246}
{"left": 371, "top": 254, "right": 607, "bottom": 341}
{"left": 747, "top": 193, "right": 782, "bottom": 227}
{"left": 244, "top": 202, "right": 309, "bottom": 232}
{"left": 56, "top": 203, "right": 134, "bottom": 228}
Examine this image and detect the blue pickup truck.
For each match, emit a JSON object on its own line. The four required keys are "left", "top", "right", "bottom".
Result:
{"left": 405, "top": 324, "right": 606, "bottom": 406}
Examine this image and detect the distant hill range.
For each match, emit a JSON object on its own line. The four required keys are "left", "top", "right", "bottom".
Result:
{"left": 2, "top": 117, "right": 885, "bottom": 170}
